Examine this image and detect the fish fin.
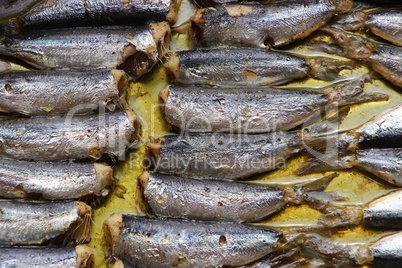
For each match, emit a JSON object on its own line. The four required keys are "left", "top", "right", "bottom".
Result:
{"left": 308, "top": 58, "right": 357, "bottom": 81}
{"left": 324, "top": 73, "right": 388, "bottom": 106}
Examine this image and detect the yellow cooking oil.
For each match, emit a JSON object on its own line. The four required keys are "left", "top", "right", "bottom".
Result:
{"left": 87, "top": 1, "right": 402, "bottom": 266}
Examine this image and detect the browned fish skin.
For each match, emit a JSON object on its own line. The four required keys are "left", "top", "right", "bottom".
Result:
{"left": 0, "top": 110, "right": 138, "bottom": 161}
{"left": 191, "top": 0, "right": 353, "bottom": 48}
{"left": 0, "top": 23, "right": 170, "bottom": 78}
{"left": 0, "top": 69, "right": 127, "bottom": 115}
{"left": 366, "top": 8, "right": 402, "bottom": 46}
{"left": 0, "top": 159, "right": 112, "bottom": 200}
{"left": 104, "top": 214, "right": 282, "bottom": 268}
{"left": 5, "top": 0, "right": 178, "bottom": 32}
{"left": 0, "top": 201, "right": 91, "bottom": 245}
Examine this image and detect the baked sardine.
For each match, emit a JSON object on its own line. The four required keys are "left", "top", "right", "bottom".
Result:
{"left": 0, "top": 245, "right": 93, "bottom": 268}
{"left": 164, "top": 48, "right": 354, "bottom": 86}
{"left": 0, "top": 200, "right": 91, "bottom": 245}
{"left": 160, "top": 78, "right": 386, "bottom": 133}
{"left": 0, "top": 159, "right": 112, "bottom": 200}
{"left": 0, "top": 23, "right": 170, "bottom": 78}
{"left": 139, "top": 172, "right": 338, "bottom": 223}
{"left": 3, "top": 0, "right": 179, "bottom": 33}
{"left": 0, "top": 110, "right": 138, "bottom": 161}
{"left": 0, "top": 69, "right": 127, "bottom": 115}
{"left": 103, "top": 214, "right": 282, "bottom": 267}
{"left": 191, "top": 0, "right": 353, "bottom": 48}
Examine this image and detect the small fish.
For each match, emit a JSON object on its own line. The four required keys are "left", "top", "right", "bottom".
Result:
{"left": 320, "top": 27, "right": 402, "bottom": 87}
{"left": 299, "top": 104, "right": 402, "bottom": 185}
{"left": 139, "top": 172, "right": 339, "bottom": 223}
{"left": 164, "top": 48, "right": 355, "bottom": 86}
{"left": 0, "top": 245, "right": 93, "bottom": 268}
{"left": 0, "top": 200, "right": 91, "bottom": 245}
{"left": 103, "top": 214, "right": 282, "bottom": 268}
{"left": 0, "top": 23, "right": 170, "bottom": 78}
{"left": 294, "top": 231, "right": 402, "bottom": 268}
{"left": 0, "top": 110, "right": 139, "bottom": 161}
{"left": 0, "top": 69, "right": 127, "bottom": 115}
{"left": 147, "top": 109, "right": 347, "bottom": 179}
{"left": 364, "top": 190, "right": 402, "bottom": 229}
{"left": 191, "top": 0, "right": 353, "bottom": 48}
{"left": 160, "top": 78, "right": 386, "bottom": 133}
{"left": 3, "top": 0, "right": 179, "bottom": 33}
{"left": 0, "top": 0, "right": 39, "bottom": 20}
{"left": 0, "top": 159, "right": 113, "bottom": 200}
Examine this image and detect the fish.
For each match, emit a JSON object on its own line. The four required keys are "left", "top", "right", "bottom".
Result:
{"left": 293, "top": 231, "right": 402, "bottom": 268}
{"left": 146, "top": 109, "right": 348, "bottom": 179}
{"left": 0, "top": 69, "right": 127, "bottom": 116}
{"left": 319, "top": 27, "right": 402, "bottom": 87}
{"left": 191, "top": 0, "right": 353, "bottom": 48}
{"left": 0, "top": 110, "right": 139, "bottom": 161}
{"left": 3, "top": 0, "right": 179, "bottom": 33}
{"left": 364, "top": 190, "right": 402, "bottom": 229}
{"left": 163, "top": 48, "right": 355, "bottom": 86}
{"left": 0, "top": 200, "right": 91, "bottom": 245}
{"left": 298, "top": 104, "right": 402, "bottom": 185}
{"left": 0, "top": 159, "right": 113, "bottom": 200}
{"left": 0, "top": 245, "right": 93, "bottom": 268}
{"left": 159, "top": 77, "right": 387, "bottom": 133}
{"left": 0, "top": 22, "right": 170, "bottom": 78}
{"left": 103, "top": 214, "right": 282, "bottom": 268}
{"left": 0, "top": 0, "right": 39, "bottom": 20}
{"left": 0, "top": 60, "right": 11, "bottom": 72}
{"left": 139, "top": 172, "right": 339, "bottom": 223}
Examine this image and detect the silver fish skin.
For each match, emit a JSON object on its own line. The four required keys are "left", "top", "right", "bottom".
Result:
{"left": 0, "top": 159, "right": 112, "bottom": 200}
{"left": 355, "top": 148, "right": 402, "bottom": 186}
{"left": 0, "top": 110, "right": 138, "bottom": 161}
{"left": 165, "top": 48, "right": 310, "bottom": 86}
{"left": 104, "top": 214, "right": 282, "bottom": 268}
{"left": 5, "top": 0, "right": 178, "bottom": 32}
{"left": 191, "top": 0, "right": 353, "bottom": 48}
{"left": 147, "top": 132, "right": 302, "bottom": 179}
{"left": 366, "top": 8, "right": 402, "bottom": 46}
{"left": 369, "top": 231, "right": 402, "bottom": 268}
{"left": 140, "top": 172, "right": 337, "bottom": 223}
{"left": 364, "top": 190, "right": 402, "bottom": 229}
{"left": 0, "top": 245, "right": 93, "bottom": 268}
{"left": 0, "top": 23, "right": 170, "bottom": 78}
{"left": 0, "top": 0, "right": 39, "bottom": 20}
{"left": 0, "top": 201, "right": 91, "bottom": 245}
{"left": 140, "top": 172, "right": 284, "bottom": 222}
{"left": 0, "top": 69, "right": 127, "bottom": 116}
{"left": 354, "top": 103, "right": 402, "bottom": 149}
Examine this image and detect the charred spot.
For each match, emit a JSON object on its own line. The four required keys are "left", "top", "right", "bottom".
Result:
{"left": 172, "top": 255, "right": 189, "bottom": 267}
{"left": 219, "top": 235, "right": 227, "bottom": 245}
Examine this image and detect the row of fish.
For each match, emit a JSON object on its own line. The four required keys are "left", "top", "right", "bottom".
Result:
{"left": 111, "top": 1, "right": 402, "bottom": 267}
{"left": 0, "top": 0, "right": 182, "bottom": 266}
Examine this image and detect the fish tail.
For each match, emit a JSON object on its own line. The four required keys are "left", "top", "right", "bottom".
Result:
{"left": 307, "top": 57, "right": 357, "bottom": 81}
{"left": 325, "top": 73, "right": 389, "bottom": 106}
{"left": 298, "top": 107, "right": 358, "bottom": 175}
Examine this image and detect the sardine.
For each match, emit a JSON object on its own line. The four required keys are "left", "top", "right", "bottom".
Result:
{"left": 0, "top": 159, "right": 112, "bottom": 200}
{"left": 364, "top": 190, "right": 402, "bottom": 229}
{"left": 0, "top": 200, "right": 91, "bottom": 245}
{"left": 0, "top": 0, "right": 39, "bottom": 20}
{"left": 139, "top": 172, "right": 338, "bottom": 223}
{"left": 146, "top": 109, "right": 347, "bottom": 179}
{"left": 0, "top": 245, "right": 93, "bottom": 268}
{"left": 164, "top": 48, "right": 355, "bottom": 86}
{"left": 0, "top": 69, "right": 127, "bottom": 116}
{"left": 299, "top": 104, "right": 402, "bottom": 180}
{"left": 0, "top": 22, "right": 170, "bottom": 78}
{"left": 103, "top": 214, "right": 282, "bottom": 267}
{"left": 365, "top": 8, "right": 402, "bottom": 46}
{"left": 191, "top": 0, "right": 353, "bottom": 48}
{"left": 3, "top": 0, "right": 179, "bottom": 33}
{"left": 321, "top": 27, "right": 402, "bottom": 87}
{"left": 0, "top": 110, "right": 138, "bottom": 161}
{"left": 159, "top": 78, "right": 386, "bottom": 133}
{"left": 295, "top": 231, "right": 402, "bottom": 268}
